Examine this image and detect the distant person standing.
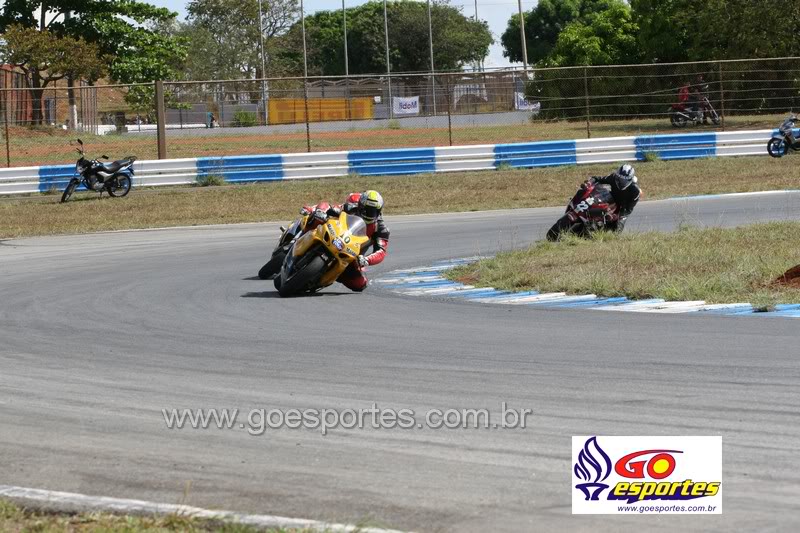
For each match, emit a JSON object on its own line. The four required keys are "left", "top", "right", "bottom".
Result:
{"left": 207, "top": 112, "right": 217, "bottom": 128}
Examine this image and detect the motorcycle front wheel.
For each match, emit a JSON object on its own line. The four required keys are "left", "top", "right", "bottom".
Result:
{"left": 709, "top": 110, "right": 720, "bottom": 125}
{"left": 278, "top": 255, "right": 326, "bottom": 297}
{"left": 60, "top": 180, "right": 79, "bottom": 203}
{"left": 767, "top": 138, "right": 787, "bottom": 158}
{"left": 547, "top": 215, "right": 582, "bottom": 241}
{"left": 107, "top": 176, "right": 132, "bottom": 197}
{"left": 259, "top": 250, "right": 286, "bottom": 280}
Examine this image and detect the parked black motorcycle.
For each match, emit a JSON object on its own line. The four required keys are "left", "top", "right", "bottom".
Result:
{"left": 61, "top": 139, "right": 136, "bottom": 203}
{"left": 767, "top": 116, "right": 799, "bottom": 158}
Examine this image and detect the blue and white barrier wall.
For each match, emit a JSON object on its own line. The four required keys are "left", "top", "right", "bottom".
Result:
{"left": 0, "top": 128, "right": 794, "bottom": 196}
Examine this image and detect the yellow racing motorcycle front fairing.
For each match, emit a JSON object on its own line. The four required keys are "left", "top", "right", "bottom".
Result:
{"left": 281, "top": 212, "right": 370, "bottom": 295}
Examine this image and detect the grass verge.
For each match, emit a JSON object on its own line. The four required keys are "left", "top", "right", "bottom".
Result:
{"left": 2, "top": 113, "right": 788, "bottom": 167}
{"left": 0, "top": 499, "right": 308, "bottom": 532}
{"left": 447, "top": 222, "right": 800, "bottom": 308}
{"left": 1, "top": 154, "right": 798, "bottom": 239}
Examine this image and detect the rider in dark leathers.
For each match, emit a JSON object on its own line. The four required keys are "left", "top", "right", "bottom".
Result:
{"left": 584, "top": 164, "right": 641, "bottom": 232}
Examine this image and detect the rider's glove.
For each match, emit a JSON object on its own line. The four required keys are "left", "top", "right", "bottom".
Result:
{"left": 357, "top": 255, "right": 369, "bottom": 268}
{"left": 312, "top": 207, "right": 327, "bottom": 223}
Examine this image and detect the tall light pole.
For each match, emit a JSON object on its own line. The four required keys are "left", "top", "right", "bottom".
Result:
{"left": 257, "top": 0, "right": 268, "bottom": 125}
{"left": 474, "top": 0, "right": 481, "bottom": 72}
{"left": 427, "top": 0, "right": 437, "bottom": 115}
{"left": 383, "top": 0, "right": 393, "bottom": 118}
{"left": 517, "top": 0, "right": 529, "bottom": 78}
{"left": 300, "top": 0, "right": 311, "bottom": 151}
{"left": 343, "top": 0, "right": 350, "bottom": 120}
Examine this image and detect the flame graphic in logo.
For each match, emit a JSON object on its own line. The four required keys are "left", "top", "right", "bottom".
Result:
{"left": 574, "top": 436, "right": 612, "bottom": 500}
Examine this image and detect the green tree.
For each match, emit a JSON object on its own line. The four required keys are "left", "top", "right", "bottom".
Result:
{"left": 0, "top": 25, "right": 105, "bottom": 124}
{"left": 500, "top": 0, "right": 616, "bottom": 65}
{"left": 0, "top": 1, "right": 186, "bottom": 85}
{"left": 631, "top": 0, "right": 800, "bottom": 62}
{"left": 545, "top": 1, "right": 640, "bottom": 67}
{"left": 184, "top": 0, "right": 299, "bottom": 80}
{"left": 282, "top": 0, "right": 492, "bottom": 76}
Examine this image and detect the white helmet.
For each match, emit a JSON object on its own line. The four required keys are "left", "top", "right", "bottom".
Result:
{"left": 616, "top": 164, "right": 638, "bottom": 190}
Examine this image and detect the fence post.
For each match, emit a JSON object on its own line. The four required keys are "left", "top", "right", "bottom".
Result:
{"left": 303, "top": 76, "right": 312, "bottom": 153}
{"left": 583, "top": 67, "right": 591, "bottom": 139}
{"left": 718, "top": 62, "right": 726, "bottom": 131}
{"left": 446, "top": 75, "right": 453, "bottom": 146}
{"left": 2, "top": 90, "right": 11, "bottom": 167}
{"left": 155, "top": 80, "right": 167, "bottom": 159}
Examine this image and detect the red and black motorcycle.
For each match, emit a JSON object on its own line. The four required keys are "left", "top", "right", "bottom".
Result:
{"left": 546, "top": 182, "right": 619, "bottom": 241}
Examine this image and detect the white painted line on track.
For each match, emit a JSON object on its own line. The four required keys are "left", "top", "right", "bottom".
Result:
{"left": 0, "top": 485, "right": 409, "bottom": 533}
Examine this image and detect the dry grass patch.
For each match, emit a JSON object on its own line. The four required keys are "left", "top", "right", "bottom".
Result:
{"left": 448, "top": 222, "right": 800, "bottom": 308}
{"left": 3, "top": 113, "right": 788, "bottom": 167}
{"left": 1, "top": 154, "right": 798, "bottom": 239}
{"left": 0, "top": 499, "right": 308, "bottom": 532}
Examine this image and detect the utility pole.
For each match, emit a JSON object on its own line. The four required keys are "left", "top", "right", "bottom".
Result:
{"left": 343, "top": 0, "right": 350, "bottom": 120}
{"left": 65, "top": 10, "right": 78, "bottom": 131}
{"left": 517, "top": 0, "right": 529, "bottom": 78}
{"left": 427, "top": 0, "right": 437, "bottom": 114}
{"left": 383, "top": 0, "right": 393, "bottom": 118}
{"left": 300, "top": 0, "right": 311, "bottom": 152}
{"left": 257, "top": 0, "right": 268, "bottom": 125}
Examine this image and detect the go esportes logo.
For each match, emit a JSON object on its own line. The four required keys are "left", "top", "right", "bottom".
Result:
{"left": 571, "top": 436, "right": 722, "bottom": 514}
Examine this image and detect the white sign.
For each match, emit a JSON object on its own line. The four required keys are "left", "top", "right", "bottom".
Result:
{"left": 515, "top": 92, "right": 541, "bottom": 113}
{"left": 392, "top": 96, "right": 420, "bottom": 116}
{"left": 572, "top": 436, "right": 722, "bottom": 514}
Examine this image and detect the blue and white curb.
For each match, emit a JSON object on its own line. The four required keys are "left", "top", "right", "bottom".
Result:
{"left": 376, "top": 258, "right": 800, "bottom": 318}
{"left": 0, "top": 128, "right": 794, "bottom": 195}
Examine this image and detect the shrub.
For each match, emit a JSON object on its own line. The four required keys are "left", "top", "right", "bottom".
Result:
{"left": 196, "top": 174, "right": 226, "bottom": 187}
{"left": 232, "top": 108, "right": 258, "bottom": 128}
{"left": 642, "top": 151, "right": 661, "bottom": 163}
{"left": 387, "top": 119, "right": 402, "bottom": 130}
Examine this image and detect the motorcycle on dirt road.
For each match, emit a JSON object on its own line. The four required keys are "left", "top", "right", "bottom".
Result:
{"left": 669, "top": 94, "right": 720, "bottom": 127}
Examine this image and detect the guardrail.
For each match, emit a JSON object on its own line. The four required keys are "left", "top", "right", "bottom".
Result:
{"left": 0, "top": 128, "right": 794, "bottom": 196}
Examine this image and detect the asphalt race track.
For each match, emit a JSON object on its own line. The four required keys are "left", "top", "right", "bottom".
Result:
{"left": 2, "top": 191, "right": 800, "bottom": 532}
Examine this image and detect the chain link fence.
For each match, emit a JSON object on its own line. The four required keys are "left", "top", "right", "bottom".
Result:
{"left": 1, "top": 58, "right": 798, "bottom": 168}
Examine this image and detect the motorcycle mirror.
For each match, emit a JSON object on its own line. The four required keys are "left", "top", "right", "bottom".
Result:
{"left": 77, "top": 139, "right": 83, "bottom": 146}
{"left": 101, "top": 155, "right": 109, "bottom": 160}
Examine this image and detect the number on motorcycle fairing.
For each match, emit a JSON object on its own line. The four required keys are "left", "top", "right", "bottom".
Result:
{"left": 575, "top": 197, "right": 595, "bottom": 212}
{"left": 332, "top": 238, "right": 344, "bottom": 251}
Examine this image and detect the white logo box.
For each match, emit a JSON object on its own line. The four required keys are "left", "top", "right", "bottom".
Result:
{"left": 572, "top": 436, "right": 722, "bottom": 514}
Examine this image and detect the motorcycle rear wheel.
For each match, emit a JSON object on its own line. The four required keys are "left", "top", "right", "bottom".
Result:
{"left": 547, "top": 215, "right": 582, "bottom": 241}
{"left": 767, "top": 138, "right": 787, "bottom": 158}
{"left": 278, "top": 255, "right": 326, "bottom": 297}
{"left": 107, "top": 176, "right": 132, "bottom": 197}
{"left": 60, "top": 180, "right": 78, "bottom": 203}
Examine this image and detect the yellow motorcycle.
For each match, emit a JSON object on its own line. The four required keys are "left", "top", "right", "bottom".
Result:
{"left": 275, "top": 212, "right": 370, "bottom": 297}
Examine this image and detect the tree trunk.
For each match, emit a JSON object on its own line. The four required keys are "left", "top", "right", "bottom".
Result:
{"left": 30, "top": 70, "right": 45, "bottom": 126}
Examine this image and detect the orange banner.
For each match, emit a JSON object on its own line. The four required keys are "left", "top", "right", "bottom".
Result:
{"left": 268, "top": 98, "right": 374, "bottom": 125}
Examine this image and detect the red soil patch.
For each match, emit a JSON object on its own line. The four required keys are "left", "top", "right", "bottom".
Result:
{"left": 774, "top": 264, "right": 800, "bottom": 288}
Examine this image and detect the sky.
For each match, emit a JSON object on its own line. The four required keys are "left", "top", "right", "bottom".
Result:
{"left": 146, "top": 0, "right": 538, "bottom": 68}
